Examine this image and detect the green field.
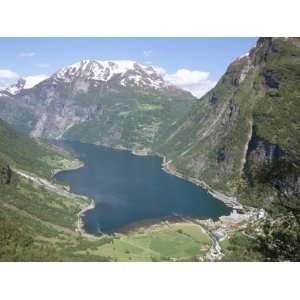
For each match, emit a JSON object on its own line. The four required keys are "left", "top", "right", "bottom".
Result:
{"left": 75, "top": 223, "right": 212, "bottom": 261}
{"left": 1, "top": 171, "right": 212, "bottom": 261}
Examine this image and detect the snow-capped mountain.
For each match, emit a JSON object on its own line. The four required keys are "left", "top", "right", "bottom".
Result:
{"left": 4, "top": 78, "right": 26, "bottom": 95}
{"left": 1, "top": 76, "right": 49, "bottom": 96}
{"left": 0, "top": 90, "right": 11, "bottom": 98}
{"left": 0, "top": 59, "right": 196, "bottom": 148}
{"left": 1, "top": 60, "right": 174, "bottom": 97}
{"left": 53, "top": 60, "right": 169, "bottom": 89}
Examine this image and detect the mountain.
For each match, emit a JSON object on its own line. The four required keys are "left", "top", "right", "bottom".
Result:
{"left": 0, "top": 118, "right": 73, "bottom": 178}
{"left": 0, "top": 76, "right": 47, "bottom": 95}
{"left": 0, "top": 40, "right": 299, "bottom": 261}
{"left": 0, "top": 118, "right": 90, "bottom": 261}
{"left": 156, "top": 37, "right": 300, "bottom": 213}
{"left": 0, "top": 60, "right": 196, "bottom": 150}
{"left": 1, "top": 47, "right": 299, "bottom": 213}
{"left": 3, "top": 78, "right": 27, "bottom": 95}
{"left": 0, "top": 119, "right": 213, "bottom": 262}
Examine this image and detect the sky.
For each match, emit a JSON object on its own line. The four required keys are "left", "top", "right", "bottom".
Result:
{"left": 0, "top": 37, "right": 257, "bottom": 97}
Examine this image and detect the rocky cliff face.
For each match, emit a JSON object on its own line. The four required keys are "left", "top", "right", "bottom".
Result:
{"left": 0, "top": 60, "right": 196, "bottom": 149}
{"left": 156, "top": 38, "right": 300, "bottom": 211}
{"left": 242, "top": 126, "right": 300, "bottom": 211}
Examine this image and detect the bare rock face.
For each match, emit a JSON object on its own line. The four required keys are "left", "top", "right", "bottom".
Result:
{"left": 244, "top": 129, "right": 300, "bottom": 205}
{"left": 30, "top": 101, "right": 102, "bottom": 139}
{"left": 221, "top": 99, "right": 240, "bottom": 129}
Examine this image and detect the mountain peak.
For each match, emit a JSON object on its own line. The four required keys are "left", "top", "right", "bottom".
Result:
{"left": 1, "top": 75, "right": 50, "bottom": 96}
{"left": 54, "top": 59, "right": 167, "bottom": 89}
{"left": 4, "top": 78, "right": 26, "bottom": 95}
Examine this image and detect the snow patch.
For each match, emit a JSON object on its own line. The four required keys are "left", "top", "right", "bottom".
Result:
{"left": 0, "top": 91, "right": 8, "bottom": 97}
{"left": 6, "top": 85, "right": 21, "bottom": 95}
{"left": 23, "top": 75, "right": 49, "bottom": 89}
{"left": 4, "top": 75, "right": 49, "bottom": 95}
{"left": 239, "top": 52, "right": 249, "bottom": 60}
{"left": 54, "top": 60, "right": 166, "bottom": 89}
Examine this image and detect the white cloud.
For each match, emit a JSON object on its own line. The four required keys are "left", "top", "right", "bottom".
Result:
{"left": 0, "top": 69, "right": 19, "bottom": 88}
{"left": 20, "top": 52, "right": 36, "bottom": 57}
{"left": 152, "top": 65, "right": 167, "bottom": 76}
{"left": 0, "top": 71, "right": 48, "bottom": 90}
{"left": 0, "top": 69, "right": 19, "bottom": 79}
{"left": 23, "top": 74, "right": 49, "bottom": 88}
{"left": 36, "top": 63, "right": 50, "bottom": 68}
{"left": 1, "top": 64, "right": 215, "bottom": 97}
{"left": 164, "top": 69, "right": 216, "bottom": 97}
{"left": 143, "top": 50, "right": 152, "bottom": 57}
{"left": 165, "top": 69, "right": 209, "bottom": 86}
{"left": 182, "top": 79, "right": 217, "bottom": 98}
{"left": 152, "top": 66, "right": 216, "bottom": 97}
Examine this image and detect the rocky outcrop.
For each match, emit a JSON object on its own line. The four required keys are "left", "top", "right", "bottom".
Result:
{"left": 244, "top": 128, "right": 300, "bottom": 207}
{"left": 221, "top": 99, "right": 240, "bottom": 129}
{"left": 30, "top": 101, "right": 102, "bottom": 139}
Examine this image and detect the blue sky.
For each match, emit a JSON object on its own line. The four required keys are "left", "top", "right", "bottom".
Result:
{"left": 0, "top": 37, "right": 257, "bottom": 96}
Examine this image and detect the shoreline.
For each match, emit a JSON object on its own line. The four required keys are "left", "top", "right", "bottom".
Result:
{"left": 52, "top": 158, "right": 84, "bottom": 176}
{"left": 55, "top": 141, "right": 244, "bottom": 238}
{"left": 159, "top": 156, "right": 243, "bottom": 211}
{"left": 76, "top": 198, "right": 98, "bottom": 238}
{"left": 115, "top": 144, "right": 243, "bottom": 210}
{"left": 42, "top": 140, "right": 264, "bottom": 261}
{"left": 44, "top": 142, "right": 96, "bottom": 238}
{"left": 14, "top": 168, "right": 89, "bottom": 201}
{"left": 49, "top": 149, "right": 98, "bottom": 238}
{"left": 101, "top": 215, "right": 225, "bottom": 261}
{"left": 112, "top": 215, "right": 192, "bottom": 235}
{"left": 95, "top": 142, "right": 154, "bottom": 157}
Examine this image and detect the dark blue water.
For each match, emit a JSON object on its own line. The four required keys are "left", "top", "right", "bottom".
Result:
{"left": 55, "top": 141, "right": 232, "bottom": 234}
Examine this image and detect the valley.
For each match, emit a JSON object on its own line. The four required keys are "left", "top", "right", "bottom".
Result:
{"left": 54, "top": 140, "right": 232, "bottom": 234}
{"left": 0, "top": 37, "right": 299, "bottom": 261}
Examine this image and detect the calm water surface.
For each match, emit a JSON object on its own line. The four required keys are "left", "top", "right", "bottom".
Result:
{"left": 55, "top": 141, "right": 232, "bottom": 234}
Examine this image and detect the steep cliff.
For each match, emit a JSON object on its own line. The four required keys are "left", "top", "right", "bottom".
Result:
{"left": 156, "top": 38, "right": 300, "bottom": 211}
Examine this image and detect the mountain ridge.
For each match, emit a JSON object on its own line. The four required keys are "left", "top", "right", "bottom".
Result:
{"left": 1, "top": 59, "right": 183, "bottom": 96}
{"left": 0, "top": 59, "right": 196, "bottom": 149}
{"left": 155, "top": 37, "right": 300, "bottom": 213}
{"left": 0, "top": 38, "right": 299, "bottom": 261}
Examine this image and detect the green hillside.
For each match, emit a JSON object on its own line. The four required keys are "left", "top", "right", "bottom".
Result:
{"left": 0, "top": 39, "right": 299, "bottom": 261}
{"left": 0, "top": 118, "right": 77, "bottom": 178}
{"left": 63, "top": 90, "right": 195, "bottom": 150}
{"left": 156, "top": 38, "right": 300, "bottom": 213}
{"left": 0, "top": 119, "right": 213, "bottom": 261}
{"left": 153, "top": 38, "right": 300, "bottom": 262}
